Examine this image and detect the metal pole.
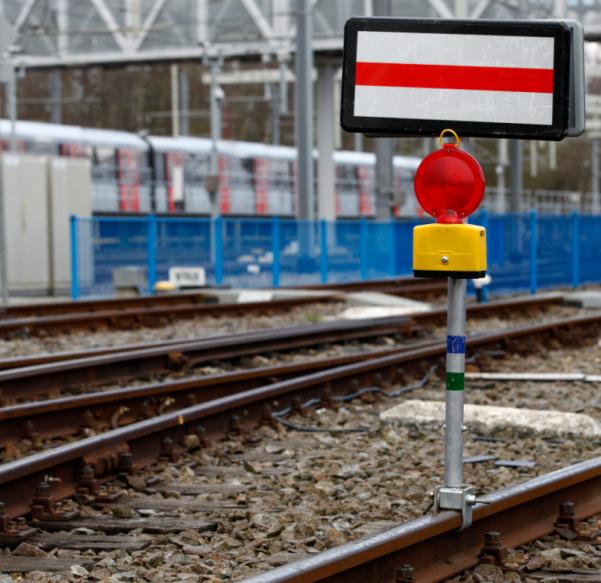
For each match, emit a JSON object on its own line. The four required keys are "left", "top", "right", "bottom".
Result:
{"left": 209, "top": 57, "right": 222, "bottom": 180}
{"left": 317, "top": 64, "right": 336, "bottom": 221}
{"left": 170, "top": 64, "right": 180, "bottom": 137}
{"left": 295, "top": 0, "right": 314, "bottom": 222}
{"left": 0, "top": 155, "right": 7, "bottom": 304}
{"left": 592, "top": 139, "right": 599, "bottom": 214}
{"left": 509, "top": 140, "right": 522, "bottom": 213}
{"left": 271, "top": 82, "right": 280, "bottom": 145}
{"left": 179, "top": 68, "right": 189, "bottom": 136}
{"left": 444, "top": 277, "right": 467, "bottom": 488}
{"left": 496, "top": 139, "right": 507, "bottom": 213}
{"left": 50, "top": 69, "right": 61, "bottom": 124}
{"left": 373, "top": 0, "right": 393, "bottom": 220}
{"left": 7, "top": 65, "right": 16, "bottom": 153}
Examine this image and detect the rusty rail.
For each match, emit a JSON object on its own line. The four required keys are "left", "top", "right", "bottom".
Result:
{"left": 0, "top": 295, "right": 340, "bottom": 337}
{"left": 0, "top": 295, "right": 565, "bottom": 447}
{"left": 0, "top": 339, "right": 441, "bottom": 448}
{"left": 0, "top": 312, "right": 596, "bottom": 524}
{"left": 242, "top": 457, "right": 601, "bottom": 583}
{"left": 0, "top": 292, "right": 563, "bottom": 373}
{"left": 0, "top": 315, "right": 417, "bottom": 402}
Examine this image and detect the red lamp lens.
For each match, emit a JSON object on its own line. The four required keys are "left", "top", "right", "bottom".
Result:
{"left": 414, "top": 145, "right": 485, "bottom": 222}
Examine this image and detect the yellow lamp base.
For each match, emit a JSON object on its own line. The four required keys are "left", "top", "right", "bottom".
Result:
{"left": 413, "top": 223, "right": 486, "bottom": 279}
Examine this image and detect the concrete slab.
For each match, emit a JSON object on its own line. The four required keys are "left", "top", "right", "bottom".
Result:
{"left": 345, "top": 292, "right": 432, "bottom": 308}
{"left": 338, "top": 292, "right": 431, "bottom": 319}
{"left": 380, "top": 399, "right": 601, "bottom": 437}
{"left": 563, "top": 291, "right": 601, "bottom": 308}
{"left": 198, "top": 289, "right": 334, "bottom": 304}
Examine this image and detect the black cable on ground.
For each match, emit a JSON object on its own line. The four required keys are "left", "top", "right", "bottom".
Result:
{"left": 272, "top": 348, "right": 505, "bottom": 434}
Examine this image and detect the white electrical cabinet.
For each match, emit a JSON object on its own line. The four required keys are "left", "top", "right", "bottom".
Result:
{"left": 0, "top": 154, "right": 92, "bottom": 295}
{"left": 49, "top": 157, "right": 91, "bottom": 294}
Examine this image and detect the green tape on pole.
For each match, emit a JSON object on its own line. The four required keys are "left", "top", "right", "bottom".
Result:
{"left": 446, "top": 372, "right": 465, "bottom": 391}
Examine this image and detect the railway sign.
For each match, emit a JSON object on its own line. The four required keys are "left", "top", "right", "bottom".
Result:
{"left": 341, "top": 18, "right": 582, "bottom": 140}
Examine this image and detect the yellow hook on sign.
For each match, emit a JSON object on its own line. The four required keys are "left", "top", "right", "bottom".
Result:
{"left": 439, "top": 128, "right": 461, "bottom": 148}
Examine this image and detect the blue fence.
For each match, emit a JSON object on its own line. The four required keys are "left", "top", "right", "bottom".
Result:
{"left": 70, "top": 211, "right": 596, "bottom": 299}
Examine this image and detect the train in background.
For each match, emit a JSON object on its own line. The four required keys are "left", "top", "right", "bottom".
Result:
{"left": 0, "top": 119, "right": 421, "bottom": 217}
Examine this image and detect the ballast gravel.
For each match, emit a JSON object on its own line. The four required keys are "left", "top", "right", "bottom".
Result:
{"left": 2, "top": 302, "right": 600, "bottom": 581}
{"left": 0, "top": 302, "right": 346, "bottom": 359}
{"left": 6, "top": 344, "right": 601, "bottom": 582}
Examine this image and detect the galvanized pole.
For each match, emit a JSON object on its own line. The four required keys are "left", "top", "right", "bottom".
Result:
{"left": 179, "top": 68, "right": 189, "bottom": 136}
{"left": 50, "top": 69, "right": 61, "bottom": 124}
{"left": 205, "top": 54, "right": 223, "bottom": 268}
{"left": 509, "top": 140, "right": 523, "bottom": 212}
{"left": 295, "top": 0, "right": 314, "bottom": 221}
{"left": 444, "top": 278, "right": 467, "bottom": 488}
{"left": 170, "top": 63, "right": 180, "bottom": 137}
{"left": 7, "top": 65, "right": 16, "bottom": 153}
{"left": 0, "top": 154, "right": 7, "bottom": 305}
{"left": 209, "top": 58, "right": 222, "bottom": 186}
{"left": 496, "top": 139, "right": 507, "bottom": 213}
{"left": 372, "top": 0, "right": 394, "bottom": 220}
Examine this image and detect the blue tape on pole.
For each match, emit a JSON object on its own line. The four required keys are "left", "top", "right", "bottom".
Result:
{"left": 447, "top": 335, "right": 466, "bottom": 354}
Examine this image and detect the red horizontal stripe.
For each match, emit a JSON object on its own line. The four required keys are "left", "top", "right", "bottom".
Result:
{"left": 355, "top": 62, "right": 554, "bottom": 94}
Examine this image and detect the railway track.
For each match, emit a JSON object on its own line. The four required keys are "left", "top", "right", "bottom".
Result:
{"left": 0, "top": 309, "right": 596, "bottom": 531}
{"left": 0, "top": 293, "right": 562, "bottom": 403}
{"left": 0, "top": 315, "right": 418, "bottom": 403}
{"left": 244, "top": 456, "right": 601, "bottom": 582}
{"left": 0, "top": 296, "right": 558, "bottom": 450}
{"left": 0, "top": 277, "right": 449, "bottom": 338}
{"left": 0, "top": 295, "right": 340, "bottom": 337}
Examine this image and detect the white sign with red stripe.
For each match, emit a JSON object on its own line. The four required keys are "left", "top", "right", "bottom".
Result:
{"left": 341, "top": 19, "right": 572, "bottom": 140}
{"left": 355, "top": 31, "right": 554, "bottom": 125}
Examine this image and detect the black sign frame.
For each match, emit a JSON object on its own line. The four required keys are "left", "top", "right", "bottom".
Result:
{"left": 341, "top": 17, "right": 571, "bottom": 140}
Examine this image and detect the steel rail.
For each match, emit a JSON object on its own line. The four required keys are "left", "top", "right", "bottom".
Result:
{"left": 0, "top": 315, "right": 417, "bottom": 402}
{"left": 0, "top": 295, "right": 564, "bottom": 444}
{"left": 0, "top": 291, "right": 218, "bottom": 318}
{"left": 243, "top": 456, "right": 601, "bottom": 583}
{"left": 1, "top": 276, "right": 428, "bottom": 319}
{"left": 0, "top": 339, "right": 441, "bottom": 448}
{"left": 0, "top": 292, "right": 563, "bottom": 373}
{"left": 0, "top": 295, "right": 340, "bottom": 337}
{"left": 0, "top": 313, "right": 596, "bottom": 521}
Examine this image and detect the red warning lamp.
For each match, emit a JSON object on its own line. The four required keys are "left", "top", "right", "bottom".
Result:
{"left": 414, "top": 129, "right": 485, "bottom": 223}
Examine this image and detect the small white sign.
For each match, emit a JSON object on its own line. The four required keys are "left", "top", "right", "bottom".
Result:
{"left": 168, "top": 267, "right": 206, "bottom": 288}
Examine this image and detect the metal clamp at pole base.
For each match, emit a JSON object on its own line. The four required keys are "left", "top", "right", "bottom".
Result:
{"left": 434, "top": 485, "right": 477, "bottom": 530}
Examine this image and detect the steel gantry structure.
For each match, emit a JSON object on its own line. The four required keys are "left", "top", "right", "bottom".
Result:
{"left": 2, "top": 0, "right": 601, "bottom": 67}
{"left": 2, "top": 0, "right": 601, "bottom": 219}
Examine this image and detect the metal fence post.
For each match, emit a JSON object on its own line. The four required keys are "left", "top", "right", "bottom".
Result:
{"left": 320, "top": 219, "right": 328, "bottom": 283}
{"left": 360, "top": 218, "right": 368, "bottom": 280}
{"left": 572, "top": 211, "right": 580, "bottom": 288}
{"left": 147, "top": 214, "right": 157, "bottom": 294}
{"left": 272, "top": 216, "right": 281, "bottom": 288}
{"left": 529, "top": 209, "right": 538, "bottom": 295}
{"left": 70, "top": 214, "right": 80, "bottom": 300}
{"left": 214, "top": 216, "right": 224, "bottom": 285}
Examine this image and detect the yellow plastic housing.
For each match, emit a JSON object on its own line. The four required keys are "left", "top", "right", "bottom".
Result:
{"left": 413, "top": 223, "right": 486, "bottom": 279}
